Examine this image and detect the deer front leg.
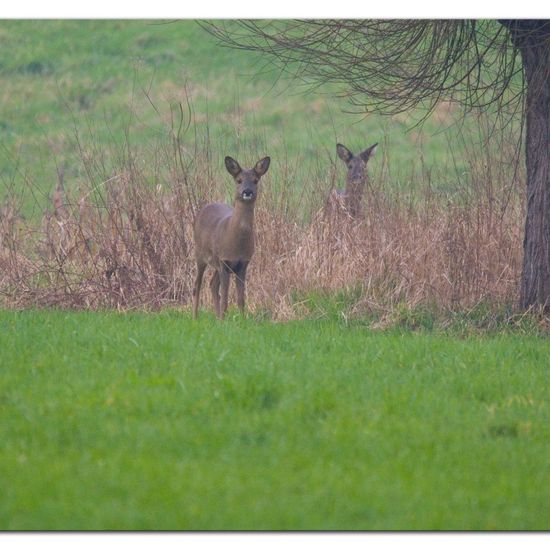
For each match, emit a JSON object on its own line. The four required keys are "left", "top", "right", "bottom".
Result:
{"left": 210, "top": 269, "right": 221, "bottom": 318}
{"left": 219, "top": 262, "right": 231, "bottom": 320}
{"left": 192, "top": 261, "right": 206, "bottom": 319}
{"left": 235, "top": 261, "right": 249, "bottom": 315}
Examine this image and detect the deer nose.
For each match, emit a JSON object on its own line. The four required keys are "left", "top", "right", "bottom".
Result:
{"left": 242, "top": 190, "right": 254, "bottom": 200}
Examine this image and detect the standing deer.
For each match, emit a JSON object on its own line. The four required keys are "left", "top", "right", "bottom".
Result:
{"left": 192, "top": 155, "right": 271, "bottom": 320}
{"left": 327, "top": 142, "right": 378, "bottom": 219}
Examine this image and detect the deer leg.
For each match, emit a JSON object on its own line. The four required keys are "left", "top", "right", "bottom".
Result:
{"left": 219, "top": 262, "right": 231, "bottom": 320}
{"left": 235, "top": 261, "right": 249, "bottom": 315}
{"left": 210, "top": 269, "right": 221, "bottom": 318}
{"left": 192, "top": 261, "right": 206, "bottom": 319}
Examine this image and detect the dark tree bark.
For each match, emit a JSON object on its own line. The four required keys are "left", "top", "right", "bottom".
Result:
{"left": 503, "top": 21, "right": 550, "bottom": 310}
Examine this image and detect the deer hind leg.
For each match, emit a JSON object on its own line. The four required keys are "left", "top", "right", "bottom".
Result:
{"left": 192, "top": 261, "right": 207, "bottom": 319}
{"left": 235, "top": 261, "right": 249, "bottom": 315}
{"left": 210, "top": 269, "right": 221, "bottom": 318}
{"left": 219, "top": 261, "right": 232, "bottom": 320}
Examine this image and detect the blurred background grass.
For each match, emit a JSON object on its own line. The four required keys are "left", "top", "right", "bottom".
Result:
{"left": 1, "top": 19, "right": 514, "bottom": 216}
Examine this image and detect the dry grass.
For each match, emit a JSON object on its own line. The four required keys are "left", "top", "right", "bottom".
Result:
{"left": 0, "top": 110, "right": 527, "bottom": 323}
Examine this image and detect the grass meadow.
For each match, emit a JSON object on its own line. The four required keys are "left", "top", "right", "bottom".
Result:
{"left": 0, "top": 20, "right": 549, "bottom": 531}
{"left": 1, "top": 309, "right": 550, "bottom": 530}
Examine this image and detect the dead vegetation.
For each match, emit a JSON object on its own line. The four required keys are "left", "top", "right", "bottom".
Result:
{"left": 0, "top": 108, "right": 527, "bottom": 322}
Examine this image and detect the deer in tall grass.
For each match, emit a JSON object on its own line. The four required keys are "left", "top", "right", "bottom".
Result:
{"left": 192, "top": 155, "right": 271, "bottom": 319}
{"left": 327, "top": 142, "right": 378, "bottom": 219}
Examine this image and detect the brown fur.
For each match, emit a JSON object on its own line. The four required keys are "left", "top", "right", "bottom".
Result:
{"left": 192, "top": 155, "right": 270, "bottom": 319}
{"left": 326, "top": 142, "right": 378, "bottom": 219}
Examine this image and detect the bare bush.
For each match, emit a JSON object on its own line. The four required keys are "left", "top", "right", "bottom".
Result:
{"left": 0, "top": 107, "right": 525, "bottom": 321}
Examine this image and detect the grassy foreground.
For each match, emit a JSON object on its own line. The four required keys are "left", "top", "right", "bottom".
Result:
{"left": 1, "top": 309, "right": 549, "bottom": 530}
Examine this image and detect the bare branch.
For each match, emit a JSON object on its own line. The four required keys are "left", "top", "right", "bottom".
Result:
{"left": 200, "top": 20, "right": 525, "bottom": 121}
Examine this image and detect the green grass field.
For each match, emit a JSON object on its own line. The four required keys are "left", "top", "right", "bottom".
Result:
{"left": 0, "top": 20, "right": 545, "bottom": 532}
{"left": 1, "top": 309, "right": 549, "bottom": 530}
{"left": 0, "top": 19, "right": 493, "bottom": 215}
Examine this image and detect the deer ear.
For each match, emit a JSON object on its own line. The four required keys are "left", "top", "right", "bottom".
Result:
{"left": 359, "top": 143, "right": 378, "bottom": 161}
{"left": 225, "top": 156, "right": 242, "bottom": 177}
{"left": 336, "top": 143, "right": 353, "bottom": 163}
{"left": 254, "top": 156, "right": 270, "bottom": 177}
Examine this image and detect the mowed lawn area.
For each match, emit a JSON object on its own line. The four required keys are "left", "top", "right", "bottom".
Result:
{"left": 0, "top": 309, "right": 549, "bottom": 530}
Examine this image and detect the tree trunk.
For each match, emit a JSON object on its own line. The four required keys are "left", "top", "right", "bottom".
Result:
{"left": 506, "top": 21, "right": 550, "bottom": 311}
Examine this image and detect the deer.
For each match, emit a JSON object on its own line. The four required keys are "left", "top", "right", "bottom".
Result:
{"left": 326, "top": 142, "right": 378, "bottom": 219}
{"left": 192, "top": 155, "right": 271, "bottom": 320}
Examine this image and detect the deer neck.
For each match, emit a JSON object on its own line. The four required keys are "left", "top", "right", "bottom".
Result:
{"left": 229, "top": 200, "right": 255, "bottom": 233}
{"left": 344, "top": 178, "right": 365, "bottom": 218}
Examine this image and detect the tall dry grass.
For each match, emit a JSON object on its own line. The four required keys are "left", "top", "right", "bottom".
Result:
{"left": 0, "top": 107, "right": 525, "bottom": 321}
